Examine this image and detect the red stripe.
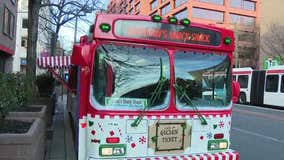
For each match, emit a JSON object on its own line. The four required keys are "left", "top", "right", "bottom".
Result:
{"left": 128, "top": 115, "right": 134, "bottom": 119}
{"left": 233, "top": 71, "right": 251, "bottom": 75}
{"left": 226, "top": 152, "right": 234, "bottom": 160}
{"left": 212, "top": 153, "right": 219, "bottom": 160}
{"left": 204, "top": 154, "right": 211, "bottom": 160}
{"left": 233, "top": 151, "right": 240, "bottom": 160}
{"left": 188, "top": 155, "right": 195, "bottom": 160}
{"left": 197, "top": 155, "right": 204, "bottom": 160}
{"left": 267, "top": 69, "right": 284, "bottom": 74}
{"left": 219, "top": 152, "right": 226, "bottom": 160}
{"left": 0, "top": 44, "right": 14, "bottom": 55}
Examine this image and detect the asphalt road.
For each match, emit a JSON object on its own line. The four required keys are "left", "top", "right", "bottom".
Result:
{"left": 230, "top": 104, "right": 284, "bottom": 160}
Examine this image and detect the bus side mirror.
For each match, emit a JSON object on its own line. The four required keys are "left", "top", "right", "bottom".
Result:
{"left": 71, "top": 44, "right": 91, "bottom": 66}
{"left": 232, "top": 81, "right": 240, "bottom": 104}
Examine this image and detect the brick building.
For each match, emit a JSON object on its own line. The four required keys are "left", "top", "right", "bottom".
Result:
{"left": 0, "top": 0, "right": 17, "bottom": 73}
{"left": 107, "top": 0, "right": 260, "bottom": 69}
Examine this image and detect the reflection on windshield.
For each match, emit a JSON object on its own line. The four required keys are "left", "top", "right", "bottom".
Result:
{"left": 174, "top": 51, "right": 231, "bottom": 109}
{"left": 91, "top": 44, "right": 170, "bottom": 110}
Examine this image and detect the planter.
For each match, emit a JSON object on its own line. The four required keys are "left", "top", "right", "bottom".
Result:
{"left": 30, "top": 96, "right": 55, "bottom": 126}
{"left": 8, "top": 105, "right": 47, "bottom": 128}
{"left": 0, "top": 117, "right": 45, "bottom": 160}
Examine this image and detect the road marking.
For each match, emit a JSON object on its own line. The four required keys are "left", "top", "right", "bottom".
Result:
{"left": 232, "top": 127, "right": 284, "bottom": 144}
{"left": 233, "top": 108, "right": 284, "bottom": 121}
{"left": 236, "top": 104, "right": 284, "bottom": 113}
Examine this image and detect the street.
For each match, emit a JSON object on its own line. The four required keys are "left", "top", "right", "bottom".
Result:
{"left": 231, "top": 104, "right": 284, "bottom": 160}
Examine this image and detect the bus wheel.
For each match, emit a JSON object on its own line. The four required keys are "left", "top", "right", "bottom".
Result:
{"left": 239, "top": 93, "right": 246, "bottom": 104}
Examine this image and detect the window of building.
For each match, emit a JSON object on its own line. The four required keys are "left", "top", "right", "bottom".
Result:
{"left": 151, "top": 0, "right": 158, "bottom": 11}
{"left": 10, "top": 13, "right": 15, "bottom": 37}
{"left": 192, "top": 8, "right": 224, "bottom": 22}
{"left": 230, "top": 14, "right": 255, "bottom": 26}
{"left": 174, "top": 9, "right": 188, "bottom": 19}
{"left": 129, "top": 0, "right": 133, "bottom": 8}
{"left": 243, "top": 0, "right": 255, "bottom": 11}
{"left": 230, "top": 0, "right": 255, "bottom": 11}
{"left": 3, "top": 7, "right": 15, "bottom": 38}
{"left": 129, "top": 8, "right": 133, "bottom": 14}
{"left": 237, "top": 75, "right": 248, "bottom": 88}
{"left": 281, "top": 75, "right": 284, "bottom": 93}
{"left": 3, "top": 7, "right": 10, "bottom": 35}
{"left": 135, "top": 3, "right": 140, "bottom": 12}
{"left": 161, "top": 3, "right": 171, "bottom": 16}
{"left": 21, "top": 37, "right": 28, "bottom": 47}
{"left": 265, "top": 75, "right": 279, "bottom": 92}
{"left": 198, "top": 0, "right": 224, "bottom": 5}
{"left": 22, "top": 19, "right": 28, "bottom": 29}
{"left": 175, "top": 0, "right": 187, "bottom": 8}
{"left": 150, "top": 10, "right": 158, "bottom": 16}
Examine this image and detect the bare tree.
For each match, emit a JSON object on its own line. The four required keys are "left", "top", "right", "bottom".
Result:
{"left": 261, "top": 24, "right": 284, "bottom": 63}
{"left": 27, "top": 0, "right": 42, "bottom": 92}
{"left": 40, "top": 0, "right": 103, "bottom": 55}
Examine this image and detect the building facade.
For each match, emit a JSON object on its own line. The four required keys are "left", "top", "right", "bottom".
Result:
{"left": 107, "top": 0, "right": 260, "bottom": 69}
{"left": 259, "top": 0, "right": 284, "bottom": 69}
{"left": 0, "top": 0, "right": 17, "bottom": 73}
{"left": 13, "top": 0, "right": 50, "bottom": 74}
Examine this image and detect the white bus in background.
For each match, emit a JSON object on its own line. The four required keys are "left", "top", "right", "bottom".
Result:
{"left": 232, "top": 67, "right": 253, "bottom": 104}
{"left": 233, "top": 66, "right": 284, "bottom": 108}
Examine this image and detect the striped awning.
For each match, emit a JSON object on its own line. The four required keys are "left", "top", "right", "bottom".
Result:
{"left": 37, "top": 56, "right": 71, "bottom": 69}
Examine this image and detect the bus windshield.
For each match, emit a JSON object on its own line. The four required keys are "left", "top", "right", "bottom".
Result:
{"left": 91, "top": 43, "right": 170, "bottom": 110}
{"left": 174, "top": 51, "right": 231, "bottom": 109}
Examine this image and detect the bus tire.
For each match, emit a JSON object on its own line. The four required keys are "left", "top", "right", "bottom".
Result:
{"left": 239, "top": 92, "right": 246, "bottom": 104}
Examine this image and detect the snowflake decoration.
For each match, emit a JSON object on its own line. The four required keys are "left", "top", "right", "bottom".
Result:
{"left": 125, "top": 135, "right": 133, "bottom": 143}
{"left": 207, "top": 132, "right": 213, "bottom": 139}
{"left": 219, "top": 121, "right": 224, "bottom": 128}
{"left": 139, "top": 136, "right": 146, "bottom": 144}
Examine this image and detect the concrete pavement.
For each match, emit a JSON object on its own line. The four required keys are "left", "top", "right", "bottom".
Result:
{"left": 45, "top": 94, "right": 76, "bottom": 160}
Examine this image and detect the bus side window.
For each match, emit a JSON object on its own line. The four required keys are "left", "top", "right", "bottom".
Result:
{"left": 237, "top": 75, "right": 248, "bottom": 89}
{"left": 265, "top": 75, "right": 279, "bottom": 92}
{"left": 281, "top": 75, "right": 284, "bottom": 93}
{"left": 233, "top": 75, "right": 236, "bottom": 81}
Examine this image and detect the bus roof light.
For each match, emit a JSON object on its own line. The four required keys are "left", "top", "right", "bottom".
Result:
{"left": 152, "top": 15, "right": 162, "bottom": 22}
{"left": 100, "top": 23, "right": 111, "bottom": 32}
{"left": 180, "top": 18, "right": 191, "bottom": 26}
{"left": 224, "top": 37, "right": 232, "bottom": 45}
{"left": 168, "top": 17, "right": 178, "bottom": 24}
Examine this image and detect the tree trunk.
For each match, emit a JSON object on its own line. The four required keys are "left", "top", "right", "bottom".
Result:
{"left": 26, "top": 0, "right": 41, "bottom": 94}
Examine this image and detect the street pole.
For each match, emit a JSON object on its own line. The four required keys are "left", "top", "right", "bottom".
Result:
{"left": 234, "top": 23, "right": 239, "bottom": 68}
{"left": 74, "top": 16, "right": 78, "bottom": 43}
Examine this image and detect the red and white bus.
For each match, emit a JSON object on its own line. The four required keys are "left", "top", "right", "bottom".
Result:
{"left": 233, "top": 66, "right": 284, "bottom": 107}
{"left": 68, "top": 14, "right": 240, "bottom": 160}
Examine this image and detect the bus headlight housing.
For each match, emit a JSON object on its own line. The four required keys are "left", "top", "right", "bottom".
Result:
{"left": 208, "top": 139, "right": 228, "bottom": 150}
{"left": 99, "top": 144, "right": 126, "bottom": 156}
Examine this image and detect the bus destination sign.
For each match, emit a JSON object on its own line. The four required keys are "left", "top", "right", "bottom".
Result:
{"left": 114, "top": 20, "right": 221, "bottom": 46}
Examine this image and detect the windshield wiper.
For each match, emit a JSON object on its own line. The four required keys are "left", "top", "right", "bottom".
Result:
{"left": 131, "top": 58, "right": 167, "bottom": 127}
{"left": 174, "top": 83, "right": 208, "bottom": 125}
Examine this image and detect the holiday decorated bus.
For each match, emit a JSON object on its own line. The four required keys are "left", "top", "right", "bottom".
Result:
{"left": 67, "top": 14, "right": 240, "bottom": 160}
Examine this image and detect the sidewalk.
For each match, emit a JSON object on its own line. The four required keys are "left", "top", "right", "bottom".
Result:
{"left": 45, "top": 94, "right": 76, "bottom": 160}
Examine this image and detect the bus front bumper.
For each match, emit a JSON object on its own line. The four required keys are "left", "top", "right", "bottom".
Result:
{"left": 88, "top": 149, "right": 239, "bottom": 160}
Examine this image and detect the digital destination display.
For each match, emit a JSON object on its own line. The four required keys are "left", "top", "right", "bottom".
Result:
{"left": 114, "top": 20, "right": 221, "bottom": 46}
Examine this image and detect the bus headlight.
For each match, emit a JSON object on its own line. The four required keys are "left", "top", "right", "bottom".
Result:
{"left": 99, "top": 144, "right": 126, "bottom": 156}
{"left": 219, "top": 142, "right": 228, "bottom": 149}
{"left": 101, "top": 148, "right": 113, "bottom": 156}
{"left": 208, "top": 139, "right": 228, "bottom": 150}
